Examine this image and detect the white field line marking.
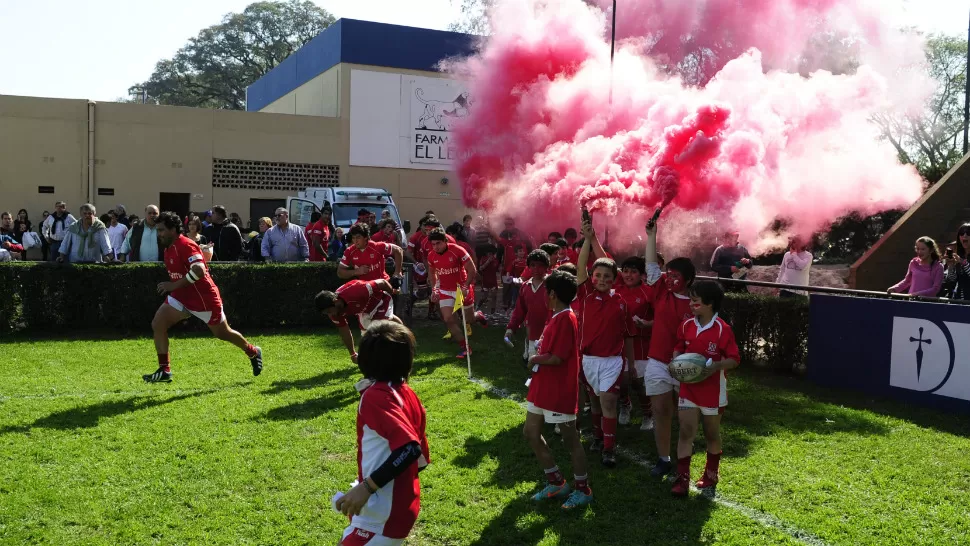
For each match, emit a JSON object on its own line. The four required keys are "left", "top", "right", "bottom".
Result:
{"left": 467, "top": 377, "right": 832, "bottom": 546}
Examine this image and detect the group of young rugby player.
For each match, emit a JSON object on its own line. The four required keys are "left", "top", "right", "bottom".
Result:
{"left": 141, "top": 208, "right": 740, "bottom": 545}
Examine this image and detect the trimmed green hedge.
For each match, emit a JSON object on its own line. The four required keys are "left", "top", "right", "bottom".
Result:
{"left": 0, "top": 262, "right": 343, "bottom": 335}
{"left": 0, "top": 263, "right": 810, "bottom": 372}
{"left": 722, "top": 293, "right": 810, "bottom": 373}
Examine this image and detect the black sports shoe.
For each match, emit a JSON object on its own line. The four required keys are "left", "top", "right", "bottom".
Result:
{"left": 602, "top": 450, "right": 617, "bottom": 468}
{"left": 589, "top": 438, "right": 604, "bottom": 452}
{"left": 651, "top": 458, "right": 673, "bottom": 478}
{"left": 143, "top": 367, "right": 173, "bottom": 383}
{"left": 250, "top": 346, "right": 263, "bottom": 376}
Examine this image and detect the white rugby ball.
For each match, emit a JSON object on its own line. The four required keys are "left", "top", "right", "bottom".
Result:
{"left": 670, "top": 353, "right": 711, "bottom": 384}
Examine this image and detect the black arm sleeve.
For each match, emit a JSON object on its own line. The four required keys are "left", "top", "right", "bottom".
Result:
{"left": 369, "top": 441, "right": 422, "bottom": 488}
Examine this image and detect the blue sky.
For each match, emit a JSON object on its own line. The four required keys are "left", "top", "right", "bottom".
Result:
{"left": 0, "top": 0, "right": 965, "bottom": 102}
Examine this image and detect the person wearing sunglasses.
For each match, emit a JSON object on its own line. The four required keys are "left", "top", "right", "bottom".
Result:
{"left": 261, "top": 208, "right": 309, "bottom": 262}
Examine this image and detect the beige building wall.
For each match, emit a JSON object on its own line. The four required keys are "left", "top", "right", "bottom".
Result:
{"left": 0, "top": 96, "right": 89, "bottom": 220}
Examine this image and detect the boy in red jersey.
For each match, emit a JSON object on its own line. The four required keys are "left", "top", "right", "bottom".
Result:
{"left": 339, "top": 223, "right": 404, "bottom": 286}
{"left": 575, "top": 211, "right": 634, "bottom": 468}
{"left": 315, "top": 279, "right": 401, "bottom": 363}
{"left": 613, "top": 256, "right": 655, "bottom": 431}
{"left": 476, "top": 245, "right": 500, "bottom": 315}
{"left": 336, "top": 321, "right": 430, "bottom": 545}
{"left": 505, "top": 250, "right": 551, "bottom": 362}
{"left": 643, "top": 220, "right": 697, "bottom": 478}
{"left": 145, "top": 212, "right": 262, "bottom": 383}
{"left": 426, "top": 228, "right": 479, "bottom": 359}
{"left": 525, "top": 270, "right": 593, "bottom": 510}
{"left": 670, "top": 280, "right": 740, "bottom": 497}
{"left": 405, "top": 214, "right": 434, "bottom": 263}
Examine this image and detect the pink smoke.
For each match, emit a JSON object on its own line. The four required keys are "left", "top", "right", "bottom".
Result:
{"left": 448, "top": 0, "right": 927, "bottom": 255}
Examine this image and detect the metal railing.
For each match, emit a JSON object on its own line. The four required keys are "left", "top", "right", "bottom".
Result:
{"left": 701, "top": 275, "right": 970, "bottom": 306}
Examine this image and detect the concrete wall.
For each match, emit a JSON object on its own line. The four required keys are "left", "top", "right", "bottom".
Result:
{"left": 851, "top": 154, "right": 970, "bottom": 291}
{"left": 259, "top": 65, "right": 342, "bottom": 117}
{"left": 0, "top": 95, "right": 344, "bottom": 227}
{"left": 0, "top": 96, "right": 89, "bottom": 220}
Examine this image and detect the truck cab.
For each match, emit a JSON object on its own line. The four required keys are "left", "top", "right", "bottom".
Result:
{"left": 287, "top": 187, "right": 408, "bottom": 242}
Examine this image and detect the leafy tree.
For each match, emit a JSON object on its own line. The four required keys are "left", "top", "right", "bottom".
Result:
{"left": 129, "top": 0, "right": 335, "bottom": 110}
{"left": 873, "top": 34, "right": 968, "bottom": 184}
{"left": 448, "top": 0, "right": 492, "bottom": 35}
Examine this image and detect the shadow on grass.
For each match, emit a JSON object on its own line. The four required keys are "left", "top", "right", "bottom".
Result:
{"left": 259, "top": 388, "right": 359, "bottom": 421}
{"left": 262, "top": 367, "right": 359, "bottom": 395}
{"left": 453, "top": 424, "right": 715, "bottom": 546}
{"left": 737, "top": 370, "right": 970, "bottom": 439}
{"left": 0, "top": 389, "right": 218, "bottom": 434}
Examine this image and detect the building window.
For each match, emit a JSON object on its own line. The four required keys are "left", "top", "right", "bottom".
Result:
{"left": 211, "top": 158, "right": 339, "bottom": 192}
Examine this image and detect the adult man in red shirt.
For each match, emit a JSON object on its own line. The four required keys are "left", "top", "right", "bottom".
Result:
{"left": 315, "top": 279, "right": 400, "bottom": 363}
{"left": 575, "top": 211, "right": 634, "bottom": 467}
{"left": 306, "top": 211, "right": 330, "bottom": 262}
{"left": 145, "top": 212, "right": 262, "bottom": 383}
{"left": 339, "top": 223, "right": 404, "bottom": 286}
{"left": 426, "top": 228, "right": 479, "bottom": 359}
{"left": 505, "top": 250, "right": 551, "bottom": 362}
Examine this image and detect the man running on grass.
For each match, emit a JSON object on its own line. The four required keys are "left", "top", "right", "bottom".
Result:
{"left": 144, "top": 211, "right": 262, "bottom": 383}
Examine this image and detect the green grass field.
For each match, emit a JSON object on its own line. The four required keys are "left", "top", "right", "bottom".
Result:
{"left": 2, "top": 325, "right": 969, "bottom": 545}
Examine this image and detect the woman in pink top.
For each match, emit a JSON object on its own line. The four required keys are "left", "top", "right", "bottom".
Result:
{"left": 887, "top": 237, "right": 944, "bottom": 297}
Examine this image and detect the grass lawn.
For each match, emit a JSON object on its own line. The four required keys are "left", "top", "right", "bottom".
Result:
{"left": 1, "top": 324, "right": 969, "bottom": 545}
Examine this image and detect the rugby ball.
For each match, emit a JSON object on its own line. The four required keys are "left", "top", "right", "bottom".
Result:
{"left": 670, "top": 353, "right": 711, "bottom": 384}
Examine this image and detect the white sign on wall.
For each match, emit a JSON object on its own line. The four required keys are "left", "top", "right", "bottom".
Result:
{"left": 408, "top": 79, "right": 471, "bottom": 165}
{"left": 349, "top": 69, "right": 469, "bottom": 172}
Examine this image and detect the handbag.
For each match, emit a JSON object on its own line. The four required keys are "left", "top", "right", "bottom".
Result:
{"left": 21, "top": 231, "right": 41, "bottom": 249}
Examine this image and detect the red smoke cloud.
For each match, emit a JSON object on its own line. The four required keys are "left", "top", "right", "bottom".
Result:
{"left": 449, "top": 0, "right": 927, "bottom": 254}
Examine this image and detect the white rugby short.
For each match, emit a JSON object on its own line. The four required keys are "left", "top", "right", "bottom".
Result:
{"left": 678, "top": 397, "right": 725, "bottom": 416}
{"left": 633, "top": 359, "right": 650, "bottom": 379}
{"left": 166, "top": 295, "right": 225, "bottom": 326}
{"left": 359, "top": 295, "right": 394, "bottom": 330}
{"left": 341, "top": 526, "right": 404, "bottom": 546}
{"left": 439, "top": 289, "right": 474, "bottom": 310}
{"left": 582, "top": 355, "right": 624, "bottom": 396}
{"left": 643, "top": 357, "right": 680, "bottom": 396}
{"left": 523, "top": 339, "right": 539, "bottom": 360}
{"left": 526, "top": 402, "right": 576, "bottom": 424}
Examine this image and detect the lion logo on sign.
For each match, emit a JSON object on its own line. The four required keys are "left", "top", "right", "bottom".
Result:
{"left": 415, "top": 89, "right": 472, "bottom": 131}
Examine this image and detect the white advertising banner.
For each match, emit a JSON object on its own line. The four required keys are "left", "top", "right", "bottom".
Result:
{"left": 407, "top": 77, "right": 470, "bottom": 166}
{"left": 349, "top": 69, "right": 469, "bottom": 171}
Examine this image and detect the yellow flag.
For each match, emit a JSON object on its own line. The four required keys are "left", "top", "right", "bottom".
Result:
{"left": 453, "top": 287, "right": 464, "bottom": 312}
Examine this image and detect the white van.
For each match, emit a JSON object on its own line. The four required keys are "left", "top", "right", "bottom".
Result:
{"left": 287, "top": 187, "right": 409, "bottom": 241}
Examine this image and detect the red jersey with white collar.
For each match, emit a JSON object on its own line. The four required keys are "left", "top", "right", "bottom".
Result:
{"left": 165, "top": 235, "right": 222, "bottom": 312}
{"left": 574, "top": 279, "right": 633, "bottom": 357}
{"left": 340, "top": 241, "right": 393, "bottom": 282}
{"left": 615, "top": 283, "right": 654, "bottom": 361}
{"left": 427, "top": 243, "right": 470, "bottom": 291}
{"left": 675, "top": 315, "right": 741, "bottom": 408}
{"left": 355, "top": 381, "right": 430, "bottom": 539}
{"left": 332, "top": 280, "right": 391, "bottom": 328}
{"left": 646, "top": 273, "right": 694, "bottom": 363}
{"left": 420, "top": 234, "right": 456, "bottom": 264}
{"left": 508, "top": 277, "right": 549, "bottom": 341}
{"left": 528, "top": 309, "right": 580, "bottom": 414}
{"left": 407, "top": 232, "right": 426, "bottom": 262}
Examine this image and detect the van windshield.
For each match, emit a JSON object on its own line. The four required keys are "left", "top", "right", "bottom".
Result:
{"left": 332, "top": 204, "right": 398, "bottom": 227}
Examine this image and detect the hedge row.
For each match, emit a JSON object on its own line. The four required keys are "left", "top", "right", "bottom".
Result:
{"left": 0, "top": 263, "right": 811, "bottom": 372}
{"left": 0, "top": 262, "right": 343, "bottom": 335}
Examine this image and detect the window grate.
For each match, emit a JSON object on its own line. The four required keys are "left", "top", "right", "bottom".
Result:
{"left": 211, "top": 158, "right": 339, "bottom": 192}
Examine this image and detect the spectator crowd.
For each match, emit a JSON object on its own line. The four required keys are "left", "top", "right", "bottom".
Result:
{"left": 2, "top": 200, "right": 970, "bottom": 305}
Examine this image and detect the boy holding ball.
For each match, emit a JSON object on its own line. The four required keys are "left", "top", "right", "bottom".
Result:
{"left": 670, "top": 280, "right": 740, "bottom": 497}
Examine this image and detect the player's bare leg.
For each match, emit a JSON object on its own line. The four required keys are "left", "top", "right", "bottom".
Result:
{"left": 695, "top": 413, "right": 722, "bottom": 493}
{"left": 146, "top": 304, "right": 189, "bottom": 383}
{"left": 208, "top": 321, "right": 263, "bottom": 376}
{"left": 558, "top": 418, "right": 593, "bottom": 509}
{"left": 672, "top": 407, "right": 700, "bottom": 497}
{"left": 440, "top": 305, "right": 468, "bottom": 358}
{"left": 651, "top": 392, "right": 676, "bottom": 472}
{"left": 599, "top": 391, "right": 619, "bottom": 467}
{"left": 524, "top": 412, "right": 556, "bottom": 470}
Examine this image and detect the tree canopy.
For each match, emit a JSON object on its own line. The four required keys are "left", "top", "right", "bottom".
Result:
{"left": 129, "top": 0, "right": 335, "bottom": 110}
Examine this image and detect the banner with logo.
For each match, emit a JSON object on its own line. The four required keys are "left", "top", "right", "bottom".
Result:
{"left": 407, "top": 77, "right": 471, "bottom": 166}
{"left": 808, "top": 295, "right": 970, "bottom": 413}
